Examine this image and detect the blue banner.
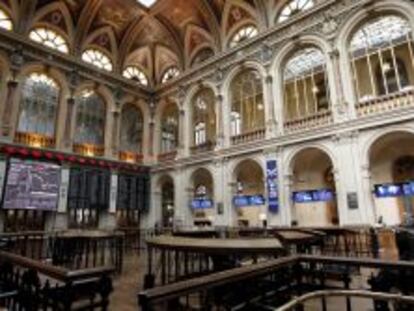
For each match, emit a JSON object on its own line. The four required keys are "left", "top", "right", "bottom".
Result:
{"left": 266, "top": 160, "right": 279, "bottom": 213}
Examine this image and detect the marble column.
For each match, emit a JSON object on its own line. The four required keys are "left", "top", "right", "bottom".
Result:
{"left": 112, "top": 110, "right": 120, "bottom": 158}
{"left": 215, "top": 94, "right": 224, "bottom": 150}
{"left": 63, "top": 97, "right": 75, "bottom": 150}
{"left": 264, "top": 75, "right": 277, "bottom": 139}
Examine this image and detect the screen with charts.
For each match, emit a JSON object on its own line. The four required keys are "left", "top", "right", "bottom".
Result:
{"left": 2, "top": 158, "right": 61, "bottom": 211}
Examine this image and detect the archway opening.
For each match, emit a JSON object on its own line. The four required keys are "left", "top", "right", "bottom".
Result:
{"left": 232, "top": 159, "right": 265, "bottom": 227}
{"left": 190, "top": 168, "right": 214, "bottom": 227}
{"left": 159, "top": 175, "right": 175, "bottom": 228}
{"left": 290, "top": 148, "right": 338, "bottom": 227}
{"left": 369, "top": 131, "right": 414, "bottom": 225}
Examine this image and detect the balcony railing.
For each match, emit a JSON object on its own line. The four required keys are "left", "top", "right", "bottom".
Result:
{"left": 231, "top": 128, "right": 265, "bottom": 145}
{"left": 356, "top": 88, "right": 414, "bottom": 117}
{"left": 119, "top": 150, "right": 143, "bottom": 163}
{"left": 284, "top": 110, "right": 333, "bottom": 133}
{"left": 73, "top": 143, "right": 105, "bottom": 157}
{"left": 14, "top": 132, "right": 55, "bottom": 148}
{"left": 158, "top": 150, "right": 177, "bottom": 162}
{"left": 190, "top": 140, "right": 215, "bottom": 154}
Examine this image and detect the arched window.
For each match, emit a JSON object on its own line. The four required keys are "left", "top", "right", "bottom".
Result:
{"left": 349, "top": 15, "right": 414, "bottom": 102}
{"left": 161, "top": 104, "right": 179, "bottom": 153}
{"left": 18, "top": 73, "right": 59, "bottom": 137}
{"left": 123, "top": 66, "right": 149, "bottom": 86}
{"left": 229, "top": 25, "right": 258, "bottom": 48}
{"left": 0, "top": 8, "right": 12, "bottom": 30}
{"left": 192, "top": 88, "right": 216, "bottom": 147}
{"left": 230, "top": 69, "right": 264, "bottom": 136}
{"left": 277, "top": 0, "right": 314, "bottom": 23}
{"left": 161, "top": 67, "right": 180, "bottom": 83}
{"left": 283, "top": 47, "right": 329, "bottom": 121}
{"left": 29, "top": 28, "right": 69, "bottom": 53}
{"left": 74, "top": 90, "right": 106, "bottom": 145}
{"left": 81, "top": 49, "right": 113, "bottom": 71}
{"left": 120, "top": 104, "right": 143, "bottom": 153}
{"left": 231, "top": 112, "right": 241, "bottom": 136}
{"left": 191, "top": 48, "right": 214, "bottom": 66}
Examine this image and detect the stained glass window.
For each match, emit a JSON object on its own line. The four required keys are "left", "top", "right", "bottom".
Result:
{"left": 350, "top": 16, "right": 411, "bottom": 52}
{"left": 229, "top": 25, "right": 258, "bottom": 48}
{"left": 123, "top": 66, "right": 149, "bottom": 86}
{"left": 120, "top": 104, "right": 143, "bottom": 153}
{"left": 284, "top": 48, "right": 325, "bottom": 81}
{"left": 161, "top": 67, "right": 180, "bottom": 84}
{"left": 0, "top": 9, "right": 12, "bottom": 30}
{"left": 230, "top": 69, "right": 264, "bottom": 135}
{"left": 29, "top": 28, "right": 69, "bottom": 53}
{"left": 74, "top": 90, "right": 106, "bottom": 145}
{"left": 81, "top": 49, "right": 113, "bottom": 71}
{"left": 277, "top": 0, "right": 314, "bottom": 23}
{"left": 18, "top": 73, "right": 59, "bottom": 137}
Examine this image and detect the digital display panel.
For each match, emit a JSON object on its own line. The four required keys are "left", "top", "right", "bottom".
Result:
{"left": 2, "top": 158, "right": 61, "bottom": 211}
{"left": 191, "top": 199, "right": 213, "bottom": 209}
{"left": 233, "top": 195, "right": 265, "bottom": 207}
{"left": 293, "top": 189, "right": 335, "bottom": 203}
{"left": 374, "top": 184, "right": 403, "bottom": 198}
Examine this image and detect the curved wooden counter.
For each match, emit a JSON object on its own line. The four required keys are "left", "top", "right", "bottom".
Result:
{"left": 146, "top": 235, "right": 283, "bottom": 254}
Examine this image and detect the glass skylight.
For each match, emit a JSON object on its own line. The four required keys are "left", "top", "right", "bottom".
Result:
{"left": 230, "top": 25, "right": 258, "bottom": 48}
{"left": 278, "top": 0, "right": 314, "bottom": 23}
{"left": 350, "top": 15, "right": 412, "bottom": 52}
{"left": 123, "top": 66, "right": 149, "bottom": 86}
{"left": 81, "top": 49, "right": 113, "bottom": 71}
{"left": 0, "top": 9, "right": 12, "bottom": 30}
{"left": 161, "top": 67, "right": 180, "bottom": 84}
{"left": 29, "top": 28, "right": 69, "bottom": 53}
{"left": 137, "top": 0, "right": 157, "bottom": 8}
{"left": 284, "top": 48, "right": 325, "bottom": 81}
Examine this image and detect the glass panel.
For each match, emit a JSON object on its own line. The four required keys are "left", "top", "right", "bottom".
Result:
{"left": 81, "top": 49, "right": 113, "bottom": 71}
{"left": 74, "top": 90, "right": 106, "bottom": 145}
{"left": 161, "top": 104, "right": 179, "bottom": 152}
{"left": 123, "top": 66, "right": 149, "bottom": 86}
{"left": 29, "top": 28, "right": 69, "bottom": 53}
{"left": 18, "top": 73, "right": 59, "bottom": 137}
{"left": 0, "top": 9, "right": 12, "bottom": 30}
{"left": 230, "top": 69, "right": 264, "bottom": 134}
{"left": 120, "top": 104, "right": 143, "bottom": 153}
{"left": 284, "top": 48, "right": 325, "bottom": 81}
{"left": 192, "top": 88, "right": 216, "bottom": 145}
{"left": 161, "top": 67, "right": 180, "bottom": 83}
{"left": 277, "top": 0, "right": 314, "bottom": 23}
{"left": 230, "top": 25, "right": 258, "bottom": 48}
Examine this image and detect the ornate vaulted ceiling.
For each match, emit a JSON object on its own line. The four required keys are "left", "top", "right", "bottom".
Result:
{"left": 0, "top": 0, "right": 296, "bottom": 85}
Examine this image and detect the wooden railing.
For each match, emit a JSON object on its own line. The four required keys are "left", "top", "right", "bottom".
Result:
{"left": 73, "top": 143, "right": 105, "bottom": 157}
{"left": 284, "top": 110, "right": 333, "bottom": 133}
{"left": 231, "top": 128, "right": 265, "bottom": 145}
{"left": 0, "top": 251, "right": 114, "bottom": 310}
{"left": 14, "top": 132, "right": 56, "bottom": 148}
{"left": 0, "top": 230, "right": 124, "bottom": 273}
{"left": 356, "top": 88, "right": 414, "bottom": 117}
{"left": 138, "top": 255, "right": 414, "bottom": 311}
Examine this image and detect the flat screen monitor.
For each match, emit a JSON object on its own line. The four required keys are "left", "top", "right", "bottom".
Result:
{"left": 293, "top": 191, "right": 314, "bottom": 203}
{"left": 293, "top": 189, "right": 335, "bottom": 203}
{"left": 2, "top": 158, "right": 61, "bottom": 211}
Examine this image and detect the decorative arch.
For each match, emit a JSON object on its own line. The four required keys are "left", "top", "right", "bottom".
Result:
{"left": 274, "top": 0, "right": 315, "bottom": 24}
{"left": 222, "top": 0, "right": 258, "bottom": 43}
{"left": 124, "top": 46, "right": 153, "bottom": 85}
{"left": 335, "top": 1, "right": 414, "bottom": 107}
{"left": 30, "top": 1, "right": 74, "bottom": 45}
{"left": 184, "top": 24, "right": 215, "bottom": 68}
{"left": 81, "top": 26, "right": 119, "bottom": 70}
{"left": 155, "top": 45, "right": 181, "bottom": 84}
